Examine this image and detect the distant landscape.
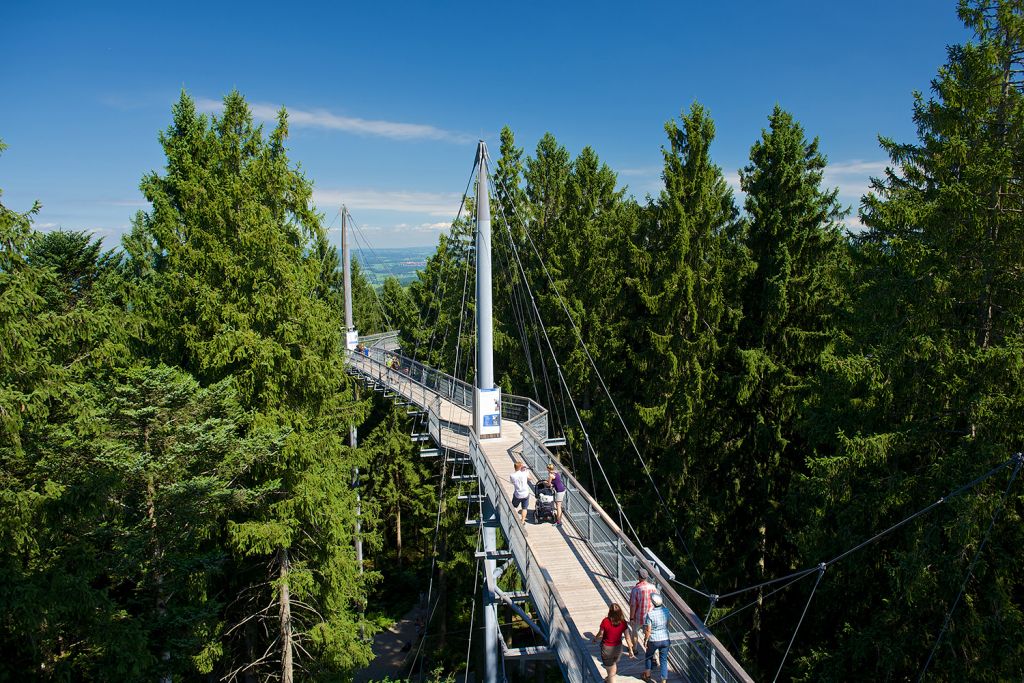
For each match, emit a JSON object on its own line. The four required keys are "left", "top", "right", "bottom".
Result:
{"left": 352, "top": 245, "right": 435, "bottom": 286}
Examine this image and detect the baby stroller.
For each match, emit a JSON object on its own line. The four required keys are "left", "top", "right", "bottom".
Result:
{"left": 534, "top": 480, "right": 556, "bottom": 523}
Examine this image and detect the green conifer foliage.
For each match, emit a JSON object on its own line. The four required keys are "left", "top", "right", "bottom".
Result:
{"left": 26, "top": 229, "right": 120, "bottom": 311}
{"left": 1, "top": 152, "right": 139, "bottom": 677}
{"left": 714, "top": 106, "right": 850, "bottom": 670}
{"left": 622, "top": 103, "right": 740, "bottom": 444}
{"left": 124, "top": 92, "right": 372, "bottom": 679}
{"left": 351, "top": 258, "right": 386, "bottom": 334}
{"left": 611, "top": 104, "right": 746, "bottom": 591}
{"left": 379, "top": 275, "right": 418, "bottom": 336}
{"left": 797, "top": 2, "right": 1024, "bottom": 679}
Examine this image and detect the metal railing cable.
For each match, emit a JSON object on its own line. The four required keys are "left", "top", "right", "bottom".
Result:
{"left": 707, "top": 454, "right": 1020, "bottom": 627}
{"left": 412, "top": 158, "right": 478, "bottom": 364}
{"left": 485, "top": 172, "right": 646, "bottom": 553}
{"left": 345, "top": 209, "right": 394, "bottom": 330}
{"left": 463, "top": 536, "right": 482, "bottom": 683}
{"left": 772, "top": 564, "right": 826, "bottom": 683}
{"left": 489, "top": 165, "right": 712, "bottom": 598}
{"left": 918, "top": 452, "right": 1023, "bottom": 682}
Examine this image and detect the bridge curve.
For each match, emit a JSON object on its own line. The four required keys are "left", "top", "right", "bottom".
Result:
{"left": 349, "top": 343, "right": 752, "bottom": 683}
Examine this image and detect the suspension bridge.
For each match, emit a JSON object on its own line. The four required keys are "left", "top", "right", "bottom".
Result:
{"left": 336, "top": 131, "right": 1024, "bottom": 683}
{"left": 341, "top": 143, "right": 753, "bottom": 683}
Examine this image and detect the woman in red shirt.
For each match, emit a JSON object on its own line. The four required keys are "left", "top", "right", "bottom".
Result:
{"left": 592, "top": 603, "right": 635, "bottom": 682}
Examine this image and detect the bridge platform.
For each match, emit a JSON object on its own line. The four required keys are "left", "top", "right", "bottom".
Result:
{"left": 349, "top": 350, "right": 751, "bottom": 683}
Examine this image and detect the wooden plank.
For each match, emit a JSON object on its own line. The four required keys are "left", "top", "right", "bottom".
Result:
{"left": 351, "top": 359, "right": 687, "bottom": 681}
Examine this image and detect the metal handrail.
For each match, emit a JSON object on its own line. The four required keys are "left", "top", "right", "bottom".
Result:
{"left": 516, "top": 401, "right": 751, "bottom": 683}
{"left": 347, "top": 347, "right": 752, "bottom": 683}
{"left": 359, "top": 329, "right": 401, "bottom": 349}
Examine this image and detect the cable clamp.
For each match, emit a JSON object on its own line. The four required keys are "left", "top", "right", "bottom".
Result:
{"left": 818, "top": 562, "right": 827, "bottom": 573}
{"left": 1013, "top": 452, "right": 1024, "bottom": 467}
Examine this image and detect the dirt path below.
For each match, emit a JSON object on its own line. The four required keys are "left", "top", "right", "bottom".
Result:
{"left": 355, "top": 604, "right": 428, "bottom": 683}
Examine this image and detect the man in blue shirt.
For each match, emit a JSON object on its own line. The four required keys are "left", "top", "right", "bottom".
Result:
{"left": 642, "top": 593, "right": 671, "bottom": 683}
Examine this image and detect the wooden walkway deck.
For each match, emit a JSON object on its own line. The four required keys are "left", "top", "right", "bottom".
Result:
{"left": 350, "top": 355, "right": 680, "bottom": 682}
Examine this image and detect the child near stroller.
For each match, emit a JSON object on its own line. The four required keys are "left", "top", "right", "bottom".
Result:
{"left": 534, "top": 480, "right": 557, "bottom": 524}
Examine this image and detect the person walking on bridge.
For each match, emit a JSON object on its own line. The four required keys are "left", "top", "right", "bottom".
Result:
{"left": 545, "top": 463, "right": 566, "bottom": 525}
{"left": 509, "top": 460, "right": 534, "bottom": 524}
{"left": 629, "top": 568, "right": 657, "bottom": 646}
{"left": 592, "top": 602, "right": 635, "bottom": 683}
{"left": 642, "top": 593, "right": 671, "bottom": 683}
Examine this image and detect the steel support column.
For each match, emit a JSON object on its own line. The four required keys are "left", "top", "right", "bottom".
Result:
{"left": 481, "top": 497, "right": 499, "bottom": 683}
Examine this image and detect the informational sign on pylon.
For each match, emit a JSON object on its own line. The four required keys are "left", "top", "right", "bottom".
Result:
{"left": 475, "top": 387, "right": 501, "bottom": 437}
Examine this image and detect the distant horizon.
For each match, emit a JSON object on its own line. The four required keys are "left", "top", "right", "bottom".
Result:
{"left": 352, "top": 244, "right": 434, "bottom": 286}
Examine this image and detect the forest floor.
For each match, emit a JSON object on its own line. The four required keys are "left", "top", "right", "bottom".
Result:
{"left": 355, "top": 603, "right": 428, "bottom": 683}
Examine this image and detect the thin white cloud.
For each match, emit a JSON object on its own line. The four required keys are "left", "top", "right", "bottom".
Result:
{"left": 196, "top": 98, "right": 473, "bottom": 144}
{"left": 313, "top": 188, "right": 464, "bottom": 217}
{"left": 723, "top": 161, "right": 887, "bottom": 204}
{"left": 825, "top": 160, "right": 888, "bottom": 176}
{"left": 824, "top": 160, "right": 888, "bottom": 201}
{"left": 725, "top": 170, "right": 742, "bottom": 195}
{"left": 618, "top": 166, "right": 661, "bottom": 177}
{"left": 414, "top": 221, "right": 451, "bottom": 232}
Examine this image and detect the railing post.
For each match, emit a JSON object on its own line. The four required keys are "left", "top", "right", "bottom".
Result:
{"left": 588, "top": 504, "right": 594, "bottom": 543}
{"left": 616, "top": 538, "right": 622, "bottom": 583}
{"left": 481, "top": 495, "right": 499, "bottom": 683}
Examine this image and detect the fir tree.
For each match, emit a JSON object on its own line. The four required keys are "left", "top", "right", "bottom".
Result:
{"left": 720, "top": 105, "right": 849, "bottom": 671}
{"left": 124, "top": 92, "right": 373, "bottom": 680}
{"left": 797, "top": 2, "right": 1024, "bottom": 679}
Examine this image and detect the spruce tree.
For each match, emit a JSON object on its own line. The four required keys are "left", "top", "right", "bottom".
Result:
{"left": 797, "top": 2, "right": 1024, "bottom": 679}
{"left": 124, "top": 92, "right": 373, "bottom": 680}
{"left": 379, "top": 275, "right": 418, "bottom": 335}
{"left": 615, "top": 105, "right": 748, "bottom": 603}
{"left": 719, "top": 105, "right": 848, "bottom": 672}
{"left": 0, "top": 150, "right": 139, "bottom": 677}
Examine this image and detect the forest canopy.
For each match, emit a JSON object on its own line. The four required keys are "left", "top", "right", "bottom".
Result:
{"left": 1, "top": 1, "right": 1022, "bottom": 680}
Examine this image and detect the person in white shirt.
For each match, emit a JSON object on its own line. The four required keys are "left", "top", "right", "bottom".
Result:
{"left": 509, "top": 460, "right": 533, "bottom": 523}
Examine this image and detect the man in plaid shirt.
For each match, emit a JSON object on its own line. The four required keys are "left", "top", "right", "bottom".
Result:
{"left": 629, "top": 568, "right": 657, "bottom": 644}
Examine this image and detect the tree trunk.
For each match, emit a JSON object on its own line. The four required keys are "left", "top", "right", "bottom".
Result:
{"left": 279, "top": 547, "right": 293, "bottom": 683}
{"left": 395, "top": 470, "right": 403, "bottom": 568}
{"left": 754, "top": 520, "right": 766, "bottom": 656}
{"left": 144, "top": 424, "right": 173, "bottom": 683}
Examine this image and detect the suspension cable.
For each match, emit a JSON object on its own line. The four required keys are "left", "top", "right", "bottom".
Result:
{"left": 345, "top": 208, "right": 394, "bottom": 330}
{"left": 413, "top": 158, "right": 478, "bottom": 363}
{"left": 773, "top": 564, "right": 826, "bottom": 683}
{"left": 407, "top": 444, "right": 453, "bottom": 680}
{"left": 451, "top": 233, "right": 474, "bottom": 381}
{"left": 486, "top": 172, "right": 650, "bottom": 560}
{"left": 463, "top": 535, "right": 482, "bottom": 683}
{"left": 493, "top": 202, "right": 581, "bottom": 481}
{"left": 489, "top": 164, "right": 711, "bottom": 595}
{"left": 918, "top": 452, "right": 1023, "bottom": 681}
{"left": 709, "top": 454, "right": 1018, "bottom": 626}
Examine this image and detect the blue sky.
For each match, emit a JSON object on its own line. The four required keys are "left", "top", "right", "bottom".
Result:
{"left": 2, "top": 1, "right": 968, "bottom": 249}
